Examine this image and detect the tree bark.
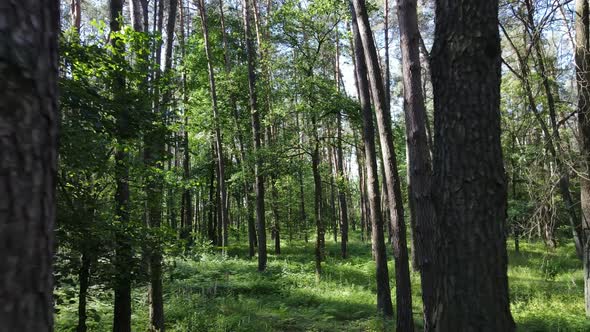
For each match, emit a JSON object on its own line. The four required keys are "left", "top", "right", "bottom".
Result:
{"left": 396, "top": 0, "right": 437, "bottom": 328}
{"left": 243, "top": 0, "right": 267, "bottom": 271}
{"left": 351, "top": 0, "right": 414, "bottom": 329}
{"left": 197, "top": 0, "right": 230, "bottom": 251}
{"left": 334, "top": 32, "right": 349, "bottom": 257}
{"left": 110, "top": 1, "right": 133, "bottom": 331}
{"left": 576, "top": 0, "right": 590, "bottom": 317}
{"left": 71, "top": 0, "right": 82, "bottom": 32}
{"left": 129, "top": 0, "right": 144, "bottom": 32}
{"left": 350, "top": 3, "right": 394, "bottom": 317}
{"left": 430, "top": 0, "right": 515, "bottom": 330}
{"left": 0, "top": 3, "right": 59, "bottom": 331}
{"left": 145, "top": 0, "right": 177, "bottom": 330}
{"left": 180, "top": 0, "right": 192, "bottom": 242}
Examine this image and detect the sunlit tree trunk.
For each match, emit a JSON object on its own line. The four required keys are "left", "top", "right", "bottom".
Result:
{"left": 430, "top": 0, "right": 515, "bottom": 329}
{"left": 350, "top": 3, "right": 394, "bottom": 316}
{"left": 71, "top": 0, "right": 81, "bottom": 32}
{"left": 351, "top": 0, "right": 414, "bottom": 328}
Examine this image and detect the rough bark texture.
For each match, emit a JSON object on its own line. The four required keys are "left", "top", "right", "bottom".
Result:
{"left": 0, "top": 2, "right": 59, "bottom": 331}
{"left": 110, "top": 1, "right": 133, "bottom": 331}
{"left": 396, "top": 0, "right": 437, "bottom": 328}
{"left": 351, "top": 0, "right": 414, "bottom": 329}
{"left": 576, "top": 0, "right": 590, "bottom": 317}
{"left": 430, "top": 0, "right": 515, "bottom": 330}
{"left": 243, "top": 0, "right": 267, "bottom": 271}
{"left": 350, "top": 3, "right": 394, "bottom": 317}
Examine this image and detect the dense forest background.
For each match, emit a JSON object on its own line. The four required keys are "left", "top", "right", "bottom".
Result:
{"left": 4, "top": 0, "right": 590, "bottom": 331}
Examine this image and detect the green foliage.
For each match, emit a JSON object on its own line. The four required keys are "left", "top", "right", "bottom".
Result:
{"left": 55, "top": 236, "right": 588, "bottom": 332}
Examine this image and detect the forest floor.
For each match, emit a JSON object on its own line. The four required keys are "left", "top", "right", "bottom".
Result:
{"left": 55, "top": 234, "right": 590, "bottom": 331}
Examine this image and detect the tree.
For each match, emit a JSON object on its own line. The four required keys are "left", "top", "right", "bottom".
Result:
{"left": 351, "top": 0, "right": 414, "bottom": 329}
{"left": 110, "top": 0, "right": 133, "bottom": 331}
{"left": 243, "top": 0, "right": 268, "bottom": 271}
{"left": 576, "top": 0, "right": 590, "bottom": 317}
{"left": 71, "top": 0, "right": 82, "bottom": 32}
{"left": 197, "top": 0, "right": 230, "bottom": 252}
{"left": 350, "top": 3, "right": 394, "bottom": 316}
{"left": 430, "top": 0, "right": 515, "bottom": 329}
{"left": 145, "top": 0, "right": 178, "bottom": 329}
{"left": 396, "top": 0, "right": 437, "bottom": 328}
{"left": 0, "top": 1, "right": 59, "bottom": 331}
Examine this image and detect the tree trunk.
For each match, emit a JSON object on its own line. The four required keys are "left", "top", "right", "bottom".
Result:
{"left": 129, "top": 0, "right": 144, "bottom": 32}
{"left": 329, "top": 144, "right": 338, "bottom": 243}
{"left": 336, "top": 115, "right": 349, "bottom": 258}
{"left": 76, "top": 252, "right": 91, "bottom": 332}
{"left": 576, "top": 0, "right": 590, "bottom": 317}
{"left": 334, "top": 28, "right": 349, "bottom": 258}
{"left": 208, "top": 157, "right": 216, "bottom": 244}
{"left": 384, "top": 0, "right": 391, "bottom": 107}
{"left": 350, "top": 5, "right": 394, "bottom": 316}
{"left": 110, "top": 1, "right": 133, "bottom": 331}
{"left": 71, "top": 0, "right": 82, "bottom": 32}
{"left": 197, "top": 0, "right": 230, "bottom": 251}
{"left": 272, "top": 177, "right": 281, "bottom": 254}
{"left": 351, "top": 0, "right": 414, "bottom": 329}
{"left": 396, "top": 0, "right": 437, "bottom": 328}
{"left": 0, "top": 3, "right": 59, "bottom": 331}
{"left": 355, "top": 137, "right": 368, "bottom": 242}
{"left": 243, "top": 0, "right": 267, "bottom": 271}
{"left": 312, "top": 139, "right": 324, "bottom": 280}
{"left": 180, "top": 0, "right": 192, "bottom": 242}
{"left": 430, "top": 0, "right": 515, "bottom": 330}
{"left": 146, "top": 0, "right": 177, "bottom": 330}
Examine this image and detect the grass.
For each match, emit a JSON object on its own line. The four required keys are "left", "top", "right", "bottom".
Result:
{"left": 55, "top": 233, "right": 590, "bottom": 331}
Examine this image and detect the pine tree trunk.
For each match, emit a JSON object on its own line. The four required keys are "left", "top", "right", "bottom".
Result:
{"left": 197, "top": 0, "right": 230, "bottom": 251}
{"left": 242, "top": 0, "right": 267, "bottom": 271}
{"left": 351, "top": 0, "right": 414, "bottom": 328}
{"left": 0, "top": 5, "right": 59, "bottom": 330}
{"left": 576, "top": 0, "right": 590, "bottom": 317}
{"left": 350, "top": 3, "right": 394, "bottom": 317}
{"left": 430, "top": 0, "right": 515, "bottom": 329}
{"left": 110, "top": 1, "right": 133, "bottom": 330}
{"left": 396, "top": 0, "right": 437, "bottom": 328}
{"left": 71, "top": 0, "right": 82, "bottom": 32}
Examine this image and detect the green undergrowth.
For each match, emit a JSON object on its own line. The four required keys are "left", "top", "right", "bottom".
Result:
{"left": 55, "top": 234, "right": 590, "bottom": 331}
